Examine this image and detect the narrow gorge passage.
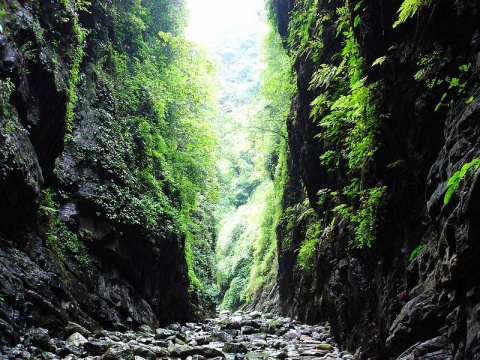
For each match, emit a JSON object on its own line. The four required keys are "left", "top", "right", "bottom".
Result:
{"left": 186, "top": 0, "right": 287, "bottom": 311}
{"left": 1, "top": 0, "right": 480, "bottom": 359}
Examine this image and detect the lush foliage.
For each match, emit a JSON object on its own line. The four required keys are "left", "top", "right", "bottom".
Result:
{"left": 287, "top": 0, "right": 323, "bottom": 62}
{"left": 214, "top": 22, "right": 294, "bottom": 309}
{"left": 101, "top": 0, "right": 219, "bottom": 305}
{"left": 26, "top": 0, "right": 221, "bottom": 310}
{"left": 287, "top": 0, "right": 385, "bottom": 248}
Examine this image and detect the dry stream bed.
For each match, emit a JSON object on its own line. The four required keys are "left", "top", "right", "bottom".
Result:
{"left": 1, "top": 311, "right": 355, "bottom": 359}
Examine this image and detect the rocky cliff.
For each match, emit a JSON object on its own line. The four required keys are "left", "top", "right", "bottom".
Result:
{"left": 0, "top": 0, "right": 196, "bottom": 345}
{"left": 272, "top": 0, "right": 480, "bottom": 358}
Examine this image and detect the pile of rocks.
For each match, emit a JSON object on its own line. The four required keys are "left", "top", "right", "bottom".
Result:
{"left": 1, "top": 311, "right": 354, "bottom": 359}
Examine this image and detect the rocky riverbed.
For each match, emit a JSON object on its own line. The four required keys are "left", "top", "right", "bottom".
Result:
{"left": 1, "top": 311, "right": 354, "bottom": 359}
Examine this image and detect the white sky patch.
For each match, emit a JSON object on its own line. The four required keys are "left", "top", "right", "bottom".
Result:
{"left": 186, "top": 0, "right": 268, "bottom": 47}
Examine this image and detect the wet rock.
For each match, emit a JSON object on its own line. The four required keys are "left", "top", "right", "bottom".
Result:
{"left": 397, "top": 336, "right": 454, "bottom": 359}
{"left": 58, "top": 202, "right": 78, "bottom": 224}
{"left": 137, "top": 325, "right": 154, "bottom": 335}
{"left": 55, "top": 340, "right": 83, "bottom": 357}
{"left": 186, "top": 356, "right": 207, "bottom": 360}
{"left": 316, "top": 343, "right": 334, "bottom": 351}
{"left": 249, "top": 311, "right": 262, "bottom": 319}
{"left": 225, "top": 321, "right": 241, "bottom": 330}
{"left": 66, "top": 332, "right": 88, "bottom": 348}
{"left": 211, "top": 331, "right": 233, "bottom": 343}
{"left": 175, "top": 337, "right": 187, "bottom": 345}
{"left": 83, "top": 340, "right": 109, "bottom": 355}
{"left": 268, "top": 319, "right": 284, "bottom": 328}
{"left": 273, "top": 350, "right": 287, "bottom": 359}
{"left": 386, "top": 290, "right": 446, "bottom": 356}
{"left": 129, "top": 343, "right": 156, "bottom": 360}
{"left": 312, "top": 331, "right": 329, "bottom": 342}
{"left": 148, "top": 345, "right": 169, "bottom": 356}
{"left": 155, "top": 328, "right": 175, "bottom": 339}
{"left": 223, "top": 342, "right": 248, "bottom": 353}
{"left": 282, "top": 330, "right": 300, "bottom": 341}
{"left": 240, "top": 319, "right": 260, "bottom": 328}
{"left": 168, "top": 322, "right": 182, "bottom": 331}
{"left": 275, "top": 327, "right": 289, "bottom": 336}
{"left": 240, "top": 326, "right": 256, "bottom": 335}
{"left": 168, "top": 343, "right": 194, "bottom": 357}
{"left": 299, "top": 348, "right": 329, "bottom": 357}
{"left": 40, "top": 352, "right": 60, "bottom": 359}
{"left": 64, "top": 322, "right": 92, "bottom": 338}
{"left": 192, "top": 336, "right": 209, "bottom": 345}
{"left": 101, "top": 343, "right": 135, "bottom": 360}
{"left": 196, "top": 346, "right": 226, "bottom": 358}
{"left": 25, "top": 327, "right": 53, "bottom": 351}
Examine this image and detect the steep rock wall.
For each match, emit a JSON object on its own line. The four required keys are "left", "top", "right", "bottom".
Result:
{"left": 274, "top": 0, "right": 480, "bottom": 358}
{"left": 0, "top": 0, "right": 192, "bottom": 345}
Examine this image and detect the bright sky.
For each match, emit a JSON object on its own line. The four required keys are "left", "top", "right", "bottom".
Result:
{"left": 186, "top": 0, "right": 267, "bottom": 47}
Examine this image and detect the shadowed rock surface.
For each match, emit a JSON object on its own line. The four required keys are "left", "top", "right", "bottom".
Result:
{"left": 0, "top": 0, "right": 192, "bottom": 343}
{"left": 269, "top": 0, "right": 480, "bottom": 358}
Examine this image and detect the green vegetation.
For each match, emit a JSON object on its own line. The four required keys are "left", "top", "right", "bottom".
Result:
{"left": 22, "top": 0, "right": 221, "bottom": 310}
{"left": 287, "top": 0, "right": 323, "bottom": 61}
{"left": 87, "top": 0, "right": 218, "bottom": 307}
{"left": 64, "top": 10, "right": 88, "bottom": 141}
{"left": 393, "top": 0, "right": 433, "bottom": 28}
{"left": 409, "top": 244, "right": 425, "bottom": 261}
{"left": 287, "top": 0, "right": 386, "bottom": 248}
{"left": 40, "top": 190, "right": 89, "bottom": 265}
{"left": 414, "top": 54, "right": 474, "bottom": 112}
{"left": 434, "top": 63, "right": 472, "bottom": 111}
{"left": 296, "top": 208, "right": 322, "bottom": 272}
{"left": 0, "top": 79, "right": 14, "bottom": 114}
{"left": 214, "top": 20, "right": 294, "bottom": 309}
{"left": 444, "top": 159, "right": 480, "bottom": 204}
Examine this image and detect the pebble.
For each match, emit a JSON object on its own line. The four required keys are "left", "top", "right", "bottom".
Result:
{"left": 0, "top": 311, "right": 354, "bottom": 359}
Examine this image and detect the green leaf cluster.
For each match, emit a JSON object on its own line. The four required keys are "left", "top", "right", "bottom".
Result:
{"left": 444, "top": 158, "right": 480, "bottom": 204}
{"left": 409, "top": 244, "right": 425, "bottom": 261}
{"left": 392, "top": 0, "right": 433, "bottom": 28}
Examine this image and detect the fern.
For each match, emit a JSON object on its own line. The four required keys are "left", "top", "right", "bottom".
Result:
{"left": 371, "top": 56, "right": 386, "bottom": 67}
{"left": 393, "top": 0, "right": 433, "bottom": 28}
{"left": 444, "top": 158, "right": 480, "bottom": 204}
{"left": 409, "top": 244, "right": 425, "bottom": 261}
{"left": 307, "top": 2, "right": 386, "bottom": 248}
